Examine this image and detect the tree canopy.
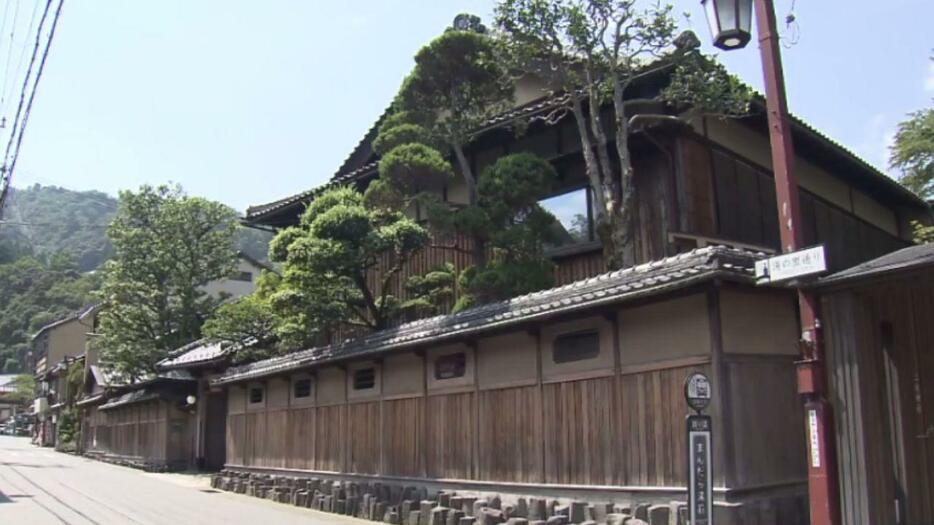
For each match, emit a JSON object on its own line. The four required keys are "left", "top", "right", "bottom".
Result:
{"left": 266, "top": 187, "right": 429, "bottom": 349}
{"left": 495, "top": 0, "right": 751, "bottom": 268}
{"left": 891, "top": 104, "right": 934, "bottom": 200}
{"left": 95, "top": 184, "right": 238, "bottom": 379}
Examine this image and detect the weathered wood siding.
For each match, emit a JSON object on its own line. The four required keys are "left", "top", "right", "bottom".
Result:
{"left": 824, "top": 274, "right": 934, "bottom": 525}
{"left": 84, "top": 400, "right": 192, "bottom": 468}
{"left": 224, "top": 288, "right": 805, "bottom": 495}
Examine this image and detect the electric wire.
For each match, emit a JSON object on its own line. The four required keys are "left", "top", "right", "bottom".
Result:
{"left": 0, "top": 0, "right": 62, "bottom": 219}
{"left": 3, "top": 0, "right": 41, "bottom": 118}
{"left": 0, "top": 0, "right": 21, "bottom": 116}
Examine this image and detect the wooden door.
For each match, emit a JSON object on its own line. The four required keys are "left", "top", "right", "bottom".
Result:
{"left": 204, "top": 391, "right": 227, "bottom": 471}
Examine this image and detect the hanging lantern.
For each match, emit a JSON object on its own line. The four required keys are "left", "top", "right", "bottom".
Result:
{"left": 700, "top": 0, "right": 753, "bottom": 50}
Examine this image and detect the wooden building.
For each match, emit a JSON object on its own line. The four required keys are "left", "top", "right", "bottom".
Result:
{"left": 819, "top": 244, "right": 934, "bottom": 525}
{"left": 81, "top": 373, "right": 197, "bottom": 471}
{"left": 211, "top": 72, "right": 929, "bottom": 523}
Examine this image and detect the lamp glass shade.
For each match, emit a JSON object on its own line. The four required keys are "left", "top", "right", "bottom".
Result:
{"left": 701, "top": 0, "right": 753, "bottom": 50}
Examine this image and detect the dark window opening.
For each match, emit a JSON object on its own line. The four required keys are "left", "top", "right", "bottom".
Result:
{"left": 434, "top": 353, "right": 467, "bottom": 380}
{"left": 539, "top": 186, "right": 595, "bottom": 248}
{"left": 293, "top": 378, "right": 312, "bottom": 399}
{"left": 248, "top": 386, "right": 264, "bottom": 404}
{"left": 231, "top": 271, "right": 253, "bottom": 282}
{"left": 353, "top": 368, "right": 376, "bottom": 390}
{"left": 553, "top": 330, "right": 600, "bottom": 363}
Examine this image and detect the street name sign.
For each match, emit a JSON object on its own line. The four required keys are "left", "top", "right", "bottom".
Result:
{"left": 755, "top": 245, "right": 826, "bottom": 284}
{"left": 687, "top": 415, "right": 713, "bottom": 525}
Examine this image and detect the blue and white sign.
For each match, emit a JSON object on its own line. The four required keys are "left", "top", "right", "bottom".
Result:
{"left": 755, "top": 245, "right": 827, "bottom": 284}
{"left": 688, "top": 415, "right": 713, "bottom": 525}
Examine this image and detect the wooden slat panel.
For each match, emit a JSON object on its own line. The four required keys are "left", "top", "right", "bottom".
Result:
{"left": 347, "top": 402, "right": 380, "bottom": 474}
{"left": 478, "top": 386, "right": 542, "bottom": 482}
{"left": 286, "top": 407, "right": 315, "bottom": 470}
{"left": 543, "top": 377, "right": 617, "bottom": 485}
{"left": 425, "top": 392, "right": 474, "bottom": 479}
{"left": 382, "top": 397, "right": 423, "bottom": 477}
{"left": 315, "top": 405, "right": 344, "bottom": 472}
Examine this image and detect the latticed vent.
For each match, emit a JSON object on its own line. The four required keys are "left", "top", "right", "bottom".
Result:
{"left": 293, "top": 378, "right": 312, "bottom": 399}
{"left": 434, "top": 352, "right": 467, "bottom": 380}
{"left": 553, "top": 330, "right": 600, "bottom": 363}
{"left": 353, "top": 368, "right": 376, "bottom": 390}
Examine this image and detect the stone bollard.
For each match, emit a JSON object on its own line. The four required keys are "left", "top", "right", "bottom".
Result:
{"left": 592, "top": 503, "right": 613, "bottom": 523}
{"left": 605, "top": 513, "right": 628, "bottom": 525}
{"left": 420, "top": 501, "right": 437, "bottom": 525}
{"left": 569, "top": 502, "right": 588, "bottom": 524}
{"left": 431, "top": 507, "right": 451, "bottom": 525}
{"left": 646, "top": 506, "right": 669, "bottom": 525}
{"left": 447, "top": 510, "right": 466, "bottom": 525}
{"left": 479, "top": 509, "right": 505, "bottom": 525}
{"left": 506, "top": 519, "right": 529, "bottom": 525}
{"left": 514, "top": 499, "right": 529, "bottom": 519}
{"left": 409, "top": 511, "right": 422, "bottom": 525}
{"left": 528, "top": 499, "right": 547, "bottom": 521}
{"left": 545, "top": 516, "right": 568, "bottom": 525}
{"left": 622, "top": 520, "right": 647, "bottom": 525}
{"left": 472, "top": 500, "right": 490, "bottom": 517}
{"left": 402, "top": 500, "right": 415, "bottom": 519}
{"left": 459, "top": 518, "right": 477, "bottom": 525}
{"left": 633, "top": 504, "right": 650, "bottom": 522}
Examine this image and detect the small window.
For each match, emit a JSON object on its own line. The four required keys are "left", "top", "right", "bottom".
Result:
{"left": 538, "top": 187, "right": 595, "bottom": 247}
{"left": 293, "top": 378, "right": 312, "bottom": 399}
{"left": 434, "top": 353, "right": 466, "bottom": 380}
{"left": 353, "top": 368, "right": 376, "bottom": 390}
{"left": 248, "top": 386, "right": 264, "bottom": 404}
{"left": 553, "top": 330, "right": 600, "bottom": 363}
{"left": 232, "top": 271, "right": 253, "bottom": 282}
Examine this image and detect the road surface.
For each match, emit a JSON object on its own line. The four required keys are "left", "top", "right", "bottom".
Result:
{"left": 0, "top": 435, "right": 358, "bottom": 525}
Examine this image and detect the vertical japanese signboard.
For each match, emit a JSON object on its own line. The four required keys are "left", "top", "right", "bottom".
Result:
{"left": 684, "top": 372, "right": 713, "bottom": 525}
{"left": 688, "top": 415, "right": 713, "bottom": 525}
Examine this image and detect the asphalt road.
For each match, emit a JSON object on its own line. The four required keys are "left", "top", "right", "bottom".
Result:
{"left": 0, "top": 435, "right": 359, "bottom": 525}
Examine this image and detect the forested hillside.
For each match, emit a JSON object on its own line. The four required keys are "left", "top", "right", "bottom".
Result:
{"left": 0, "top": 184, "right": 272, "bottom": 373}
{"left": 1, "top": 185, "right": 117, "bottom": 270}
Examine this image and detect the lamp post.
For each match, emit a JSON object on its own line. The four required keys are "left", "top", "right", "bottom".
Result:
{"left": 700, "top": 1, "right": 840, "bottom": 525}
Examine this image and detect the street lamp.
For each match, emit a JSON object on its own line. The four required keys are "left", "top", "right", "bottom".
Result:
{"left": 700, "top": 0, "right": 753, "bottom": 50}
{"left": 700, "top": 2, "right": 841, "bottom": 525}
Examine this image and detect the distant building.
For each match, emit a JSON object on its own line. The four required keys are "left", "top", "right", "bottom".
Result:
{"left": 0, "top": 374, "right": 19, "bottom": 422}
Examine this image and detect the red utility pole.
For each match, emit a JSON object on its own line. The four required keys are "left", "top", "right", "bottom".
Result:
{"left": 753, "top": 1, "right": 840, "bottom": 524}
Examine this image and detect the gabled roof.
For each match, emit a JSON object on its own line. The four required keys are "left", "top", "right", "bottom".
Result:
{"left": 157, "top": 339, "right": 229, "bottom": 370}
{"left": 213, "top": 245, "right": 763, "bottom": 386}
{"left": 243, "top": 80, "right": 925, "bottom": 229}
{"left": 31, "top": 303, "right": 101, "bottom": 341}
{"left": 818, "top": 243, "right": 934, "bottom": 286}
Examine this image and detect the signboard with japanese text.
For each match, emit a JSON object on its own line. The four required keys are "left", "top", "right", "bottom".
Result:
{"left": 688, "top": 414, "right": 713, "bottom": 525}
{"left": 755, "top": 245, "right": 827, "bottom": 284}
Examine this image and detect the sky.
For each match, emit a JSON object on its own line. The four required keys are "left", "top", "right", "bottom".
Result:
{"left": 2, "top": 0, "right": 933, "bottom": 213}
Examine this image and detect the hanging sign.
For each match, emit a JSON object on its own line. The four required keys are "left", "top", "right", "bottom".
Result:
{"left": 755, "top": 245, "right": 827, "bottom": 284}
{"left": 688, "top": 414, "right": 713, "bottom": 525}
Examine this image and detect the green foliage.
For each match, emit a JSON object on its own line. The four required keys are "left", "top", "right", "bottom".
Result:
{"left": 56, "top": 407, "right": 78, "bottom": 447}
{"left": 890, "top": 105, "right": 934, "bottom": 200}
{"left": 95, "top": 184, "right": 238, "bottom": 379}
{"left": 0, "top": 184, "right": 117, "bottom": 271}
{"left": 404, "top": 263, "right": 457, "bottom": 314}
{"left": 9, "top": 374, "right": 36, "bottom": 404}
{"left": 912, "top": 220, "right": 934, "bottom": 244}
{"left": 662, "top": 53, "right": 753, "bottom": 118}
{"left": 378, "top": 143, "right": 454, "bottom": 196}
{"left": 204, "top": 270, "right": 279, "bottom": 344}
{"left": 495, "top": 0, "right": 751, "bottom": 268}
{"left": 373, "top": 123, "right": 436, "bottom": 157}
{"left": 268, "top": 187, "right": 429, "bottom": 347}
{"left": 0, "top": 255, "right": 99, "bottom": 373}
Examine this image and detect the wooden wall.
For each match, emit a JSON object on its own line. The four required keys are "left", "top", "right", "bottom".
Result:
{"left": 225, "top": 288, "right": 806, "bottom": 495}
{"left": 85, "top": 400, "right": 192, "bottom": 468}
{"left": 824, "top": 274, "right": 934, "bottom": 525}
{"left": 676, "top": 136, "right": 907, "bottom": 271}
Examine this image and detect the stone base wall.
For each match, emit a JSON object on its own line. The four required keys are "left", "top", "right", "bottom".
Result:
{"left": 211, "top": 470, "right": 807, "bottom": 525}
{"left": 83, "top": 451, "right": 178, "bottom": 472}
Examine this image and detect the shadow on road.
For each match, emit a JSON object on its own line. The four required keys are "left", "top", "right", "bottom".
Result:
{"left": 0, "top": 461, "right": 71, "bottom": 469}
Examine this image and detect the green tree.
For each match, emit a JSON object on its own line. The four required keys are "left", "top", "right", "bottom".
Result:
{"left": 890, "top": 105, "right": 933, "bottom": 200}
{"left": 398, "top": 21, "right": 515, "bottom": 206}
{"left": 0, "top": 254, "right": 98, "bottom": 373}
{"left": 9, "top": 374, "right": 35, "bottom": 404}
{"left": 495, "top": 0, "right": 750, "bottom": 268}
{"left": 268, "top": 187, "right": 428, "bottom": 348}
{"left": 95, "top": 185, "right": 238, "bottom": 379}
{"left": 202, "top": 269, "right": 282, "bottom": 362}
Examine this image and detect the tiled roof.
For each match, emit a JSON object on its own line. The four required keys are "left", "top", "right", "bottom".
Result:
{"left": 0, "top": 374, "right": 17, "bottom": 393}
{"left": 98, "top": 389, "right": 162, "bottom": 411}
{"left": 213, "top": 245, "right": 763, "bottom": 386}
{"left": 157, "top": 339, "right": 228, "bottom": 370}
{"left": 818, "top": 243, "right": 934, "bottom": 286}
{"left": 31, "top": 303, "right": 101, "bottom": 341}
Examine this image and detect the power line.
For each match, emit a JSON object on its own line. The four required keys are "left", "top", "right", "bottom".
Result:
{"left": 3, "top": 0, "right": 41, "bottom": 118}
{"left": 1, "top": 0, "right": 24, "bottom": 116}
{"left": 0, "top": 0, "right": 62, "bottom": 219}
